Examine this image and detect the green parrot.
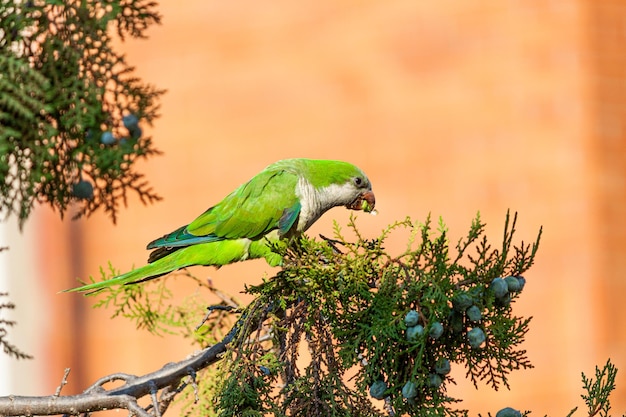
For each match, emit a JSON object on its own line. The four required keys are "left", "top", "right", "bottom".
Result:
{"left": 66, "top": 158, "right": 376, "bottom": 293}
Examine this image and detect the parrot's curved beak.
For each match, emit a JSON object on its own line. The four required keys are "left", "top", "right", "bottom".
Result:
{"left": 347, "top": 190, "right": 376, "bottom": 214}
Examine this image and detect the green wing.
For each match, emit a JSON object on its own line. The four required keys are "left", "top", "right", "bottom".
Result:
{"left": 147, "top": 168, "right": 301, "bottom": 251}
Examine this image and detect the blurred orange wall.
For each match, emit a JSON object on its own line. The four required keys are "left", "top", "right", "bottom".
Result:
{"left": 3, "top": 1, "right": 626, "bottom": 415}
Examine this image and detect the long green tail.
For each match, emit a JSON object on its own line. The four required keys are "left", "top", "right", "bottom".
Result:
{"left": 63, "top": 239, "right": 255, "bottom": 293}
{"left": 63, "top": 257, "right": 183, "bottom": 293}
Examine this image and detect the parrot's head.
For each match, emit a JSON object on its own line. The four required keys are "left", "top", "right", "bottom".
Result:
{"left": 286, "top": 159, "right": 378, "bottom": 232}
{"left": 320, "top": 161, "right": 376, "bottom": 215}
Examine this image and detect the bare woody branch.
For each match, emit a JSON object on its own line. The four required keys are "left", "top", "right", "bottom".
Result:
{"left": 0, "top": 325, "right": 235, "bottom": 416}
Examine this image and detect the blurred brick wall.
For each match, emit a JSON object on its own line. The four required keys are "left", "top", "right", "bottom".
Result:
{"left": 589, "top": 1, "right": 626, "bottom": 371}
{"left": 4, "top": 1, "right": 626, "bottom": 415}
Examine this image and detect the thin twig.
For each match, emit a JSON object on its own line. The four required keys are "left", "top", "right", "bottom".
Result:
{"left": 127, "top": 399, "right": 152, "bottom": 417}
{"left": 149, "top": 381, "right": 160, "bottom": 417}
{"left": 194, "top": 305, "right": 237, "bottom": 331}
{"left": 318, "top": 234, "right": 345, "bottom": 254}
{"left": 186, "top": 368, "right": 200, "bottom": 404}
{"left": 85, "top": 373, "right": 137, "bottom": 393}
{"left": 54, "top": 368, "right": 71, "bottom": 397}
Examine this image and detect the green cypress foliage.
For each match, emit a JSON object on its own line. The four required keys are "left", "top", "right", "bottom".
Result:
{"left": 0, "top": 1, "right": 164, "bottom": 227}
{"left": 93, "top": 212, "right": 547, "bottom": 416}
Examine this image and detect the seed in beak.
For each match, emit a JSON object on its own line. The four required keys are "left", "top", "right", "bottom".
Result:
{"left": 360, "top": 191, "right": 376, "bottom": 214}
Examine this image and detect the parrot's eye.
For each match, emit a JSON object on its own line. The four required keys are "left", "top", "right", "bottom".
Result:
{"left": 354, "top": 177, "right": 363, "bottom": 187}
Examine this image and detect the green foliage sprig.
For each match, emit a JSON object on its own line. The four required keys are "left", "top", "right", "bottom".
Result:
{"left": 0, "top": 0, "right": 164, "bottom": 227}
{"left": 566, "top": 359, "right": 623, "bottom": 417}
{"left": 0, "top": 291, "right": 32, "bottom": 360}
{"left": 89, "top": 265, "right": 238, "bottom": 347}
